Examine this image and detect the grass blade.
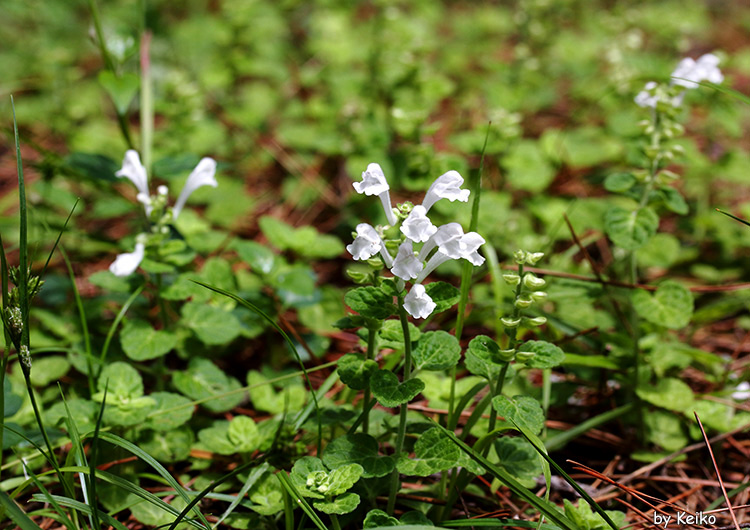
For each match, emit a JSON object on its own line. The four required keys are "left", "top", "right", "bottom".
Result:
{"left": 0, "top": 490, "right": 44, "bottom": 530}
{"left": 276, "top": 470, "right": 328, "bottom": 530}
{"left": 192, "top": 280, "right": 323, "bottom": 455}
{"left": 716, "top": 208, "right": 750, "bottom": 228}
{"left": 213, "top": 463, "right": 269, "bottom": 528}
{"left": 30, "top": 494, "right": 130, "bottom": 530}
{"left": 13, "top": 453, "right": 76, "bottom": 530}
{"left": 545, "top": 403, "right": 633, "bottom": 452}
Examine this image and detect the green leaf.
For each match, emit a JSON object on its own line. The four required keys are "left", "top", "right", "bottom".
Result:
{"left": 249, "top": 472, "right": 285, "bottom": 516}
{"left": 424, "top": 282, "right": 460, "bottom": 314}
{"left": 0, "top": 490, "right": 44, "bottom": 530}
{"left": 345, "top": 287, "right": 396, "bottom": 319}
{"left": 370, "top": 370, "right": 424, "bottom": 408}
{"left": 198, "top": 421, "right": 241, "bottom": 455}
{"left": 396, "top": 427, "right": 461, "bottom": 476}
{"left": 259, "top": 216, "right": 344, "bottom": 258}
{"left": 521, "top": 340, "right": 565, "bottom": 369}
{"left": 29, "top": 356, "right": 70, "bottom": 386}
{"left": 465, "top": 335, "right": 504, "bottom": 380}
{"left": 364, "top": 509, "right": 399, "bottom": 528}
{"left": 96, "top": 362, "right": 143, "bottom": 399}
{"left": 378, "top": 319, "right": 421, "bottom": 349}
{"left": 120, "top": 320, "right": 177, "bottom": 361}
{"left": 4, "top": 379, "right": 23, "bottom": 417}
{"left": 270, "top": 265, "right": 317, "bottom": 307}
{"left": 138, "top": 426, "right": 193, "bottom": 463}
{"left": 313, "top": 492, "right": 360, "bottom": 515}
{"left": 143, "top": 392, "right": 194, "bottom": 431}
{"left": 563, "top": 499, "right": 626, "bottom": 530}
{"left": 604, "top": 172, "right": 636, "bottom": 193}
{"left": 632, "top": 281, "right": 693, "bottom": 329}
{"left": 228, "top": 416, "right": 262, "bottom": 452}
{"left": 504, "top": 139, "right": 556, "bottom": 192}
{"left": 492, "top": 395, "right": 545, "bottom": 435}
{"left": 326, "top": 463, "right": 364, "bottom": 496}
{"left": 636, "top": 378, "right": 694, "bottom": 413}
{"left": 323, "top": 434, "right": 395, "bottom": 478}
{"left": 173, "top": 358, "right": 244, "bottom": 413}
{"left": 98, "top": 71, "right": 139, "bottom": 115}
{"left": 644, "top": 410, "right": 689, "bottom": 452}
{"left": 337, "top": 353, "right": 379, "bottom": 391}
{"left": 247, "top": 371, "right": 306, "bottom": 415}
{"left": 413, "top": 331, "right": 461, "bottom": 371}
{"left": 181, "top": 302, "right": 241, "bottom": 345}
{"left": 658, "top": 186, "right": 689, "bottom": 215}
{"left": 604, "top": 206, "right": 658, "bottom": 250}
{"left": 495, "top": 437, "right": 543, "bottom": 487}
{"left": 233, "top": 240, "right": 276, "bottom": 275}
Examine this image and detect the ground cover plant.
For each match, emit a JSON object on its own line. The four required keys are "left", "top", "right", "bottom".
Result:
{"left": 2, "top": 0, "right": 750, "bottom": 528}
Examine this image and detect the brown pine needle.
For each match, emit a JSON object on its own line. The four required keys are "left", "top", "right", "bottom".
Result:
{"left": 694, "top": 411, "right": 742, "bottom": 530}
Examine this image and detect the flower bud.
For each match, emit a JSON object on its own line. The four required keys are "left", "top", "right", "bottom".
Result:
{"left": 514, "top": 295, "right": 533, "bottom": 309}
{"left": 502, "top": 273, "right": 521, "bottom": 286}
{"left": 492, "top": 348, "right": 516, "bottom": 363}
{"left": 500, "top": 317, "right": 521, "bottom": 328}
{"left": 525, "top": 316, "right": 547, "bottom": 327}
{"left": 523, "top": 274, "right": 546, "bottom": 289}
{"left": 530, "top": 291, "right": 548, "bottom": 301}
{"left": 515, "top": 350, "right": 536, "bottom": 362}
{"left": 513, "top": 249, "right": 527, "bottom": 265}
{"left": 525, "top": 252, "right": 544, "bottom": 265}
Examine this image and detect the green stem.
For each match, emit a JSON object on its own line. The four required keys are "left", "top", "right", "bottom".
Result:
{"left": 331, "top": 513, "right": 342, "bottom": 530}
{"left": 363, "top": 326, "right": 378, "bottom": 435}
{"left": 387, "top": 298, "right": 413, "bottom": 515}
{"left": 140, "top": 31, "right": 154, "bottom": 173}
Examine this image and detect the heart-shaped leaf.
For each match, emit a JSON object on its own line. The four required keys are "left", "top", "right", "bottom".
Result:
{"left": 465, "top": 335, "right": 504, "bottom": 380}
{"left": 396, "top": 427, "right": 461, "bottom": 476}
{"left": 98, "top": 71, "right": 139, "bottom": 115}
{"left": 521, "top": 340, "right": 566, "bottom": 369}
{"left": 632, "top": 281, "right": 693, "bottom": 329}
{"left": 345, "top": 287, "right": 396, "bottom": 319}
{"left": 605, "top": 206, "right": 658, "bottom": 250}
{"left": 636, "top": 377, "right": 694, "bottom": 412}
{"left": 413, "top": 331, "right": 461, "bottom": 371}
{"left": 337, "top": 353, "right": 379, "bottom": 391}
{"left": 313, "top": 492, "right": 360, "bottom": 515}
{"left": 323, "top": 433, "right": 395, "bottom": 478}
{"left": 424, "top": 281, "right": 460, "bottom": 314}
{"left": 370, "top": 370, "right": 424, "bottom": 408}
{"left": 121, "top": 320, "right": 177, "bottom": 361}
{"left": 492, "top": 395, "right": 545, "bottom": 435}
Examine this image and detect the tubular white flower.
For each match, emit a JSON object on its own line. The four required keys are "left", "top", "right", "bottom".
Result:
{"left": 109, "top": 242, "right": 145, "bottom": 277}
{"left": 116, "top": 150, "right": 149, "bottom": 197}
{"left": 403, "top": 284, "right": 436, "bottom": 319}
{"left": 352, "top": 163, "right": 397, "bottom": 226}
{"left": 391, "top": 240, "right": 423, "bottom": 280}
{"left": 417, "top": 222, "right": 464, "bottom": 262}
{"left": 346, "top": 223, "right": 393, "bottom": 267}
{"left": 671, "top": 53, "right": 723, "bottom": 88}
{"left": 634, "top": 81, "right": 659, "bottom": 108}
{"left": 173, "top": 157, "right": 218, "bottom": 220}
{"left": 421, "top": 170, "right": 470, "bottom": 212}
{"left": 400, "top": 205, "right": 437, "bottom": 243}
{"left": 416, "top": 225, "right": 485, "bottom": 283}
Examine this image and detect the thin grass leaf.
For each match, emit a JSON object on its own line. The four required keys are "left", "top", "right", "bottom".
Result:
{"left": 693, "top": 80, "right": 750, "bottom": 106}
{"left": 716, "top": 208, "right": 750, "bottom": 228}
{"left": 0, "top": 232, "right": 9, "bottom": 473}
{"left": 59, "top": 246, "right": 94, "bottom": 393}
{"left": 60, "top": 389, "right": 96, "bottom": 529}
{"left": 192, "top": 280, "right": 323, "bottom": 455}
{"left": 444, "top": 520, "right": 551, "bottom": 528}
{"left": 167, "top": 460, "right": 258, "bottom": 530}
{"left": 89, "top": 381, "right": 107, "bottom": 529}
{"left": 293, "top": 370, "right": 338, "bottom": 431}
{"left": 448, "top": 381, "right": 485, "bottom": 432}
{"left": 30, "top": 494, "right": 130, "bottom": 530}
{"left": 433, "top": 422, "right": 577, "bottom": 530}
{"left": 0, "top": 490, "right": 44, "bottom": 530}
{"left": 12, "top": 453, "right": 76, "bottom": 530}
{"left": 214, "top": 463, "right": 269, "bottom": 528}
{"left": 91, "top": 431, "right": 211, "bottom": 530}
{"left": 276, "top": 471, "right": 328, "bottom": 530}
{"left": 40, "top": 199, "right": 79, "bottom": 277}
{"left": 545, "top": 404, "right": 634, "bottom": 452}
{"left": 508, "top": 418, "right": 619, "bottom": 530}
{"left": 12, "top": 96, "right": 30, "bottom": 357}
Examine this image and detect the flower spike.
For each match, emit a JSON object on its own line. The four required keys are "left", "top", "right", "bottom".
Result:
{"left": 173, "top": 157, "right": 218, "bottom": 220}
{"left": 422, "top": 170, "right": 470, "bottom": 213}
{"left": 109, "top": 242, "right": 145, "bottom": 277}
{"left": 403, "top": 284, "right": 436, "bottom": 319}
{"left": 353, "top": 163, "right": 398, "bottom": 226}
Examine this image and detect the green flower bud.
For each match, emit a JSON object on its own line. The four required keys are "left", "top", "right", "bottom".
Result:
{"left": 503, "top": 273, "right": 521, "bottom": 286}
{"left": 492, "top": 348, "right": 516, "bottom": 363}
{"left": 525, "top": 252, "right": 544, "bottom": 265}
{"left": 500, "top": 317, "right": 521, "bottom": 328}
{"left": 514, "top": 295, "right": 533, "bottom": 308}
{"left": 523, "top": 274, "right": 546, "bottom": 289}
{"left": 530, "top": 291, "right": 548, "bottom": 301}
{"left": 525, "top": 316, "right": 547, "bottom": 327}
{"left": 513, "top": 249, "right": 527, "bottom": 265}
{"left": 515, "top": 350, "right": 536, "bottom": 362}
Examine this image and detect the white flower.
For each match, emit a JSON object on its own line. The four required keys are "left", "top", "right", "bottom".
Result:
{"left": 391, "top": 240, "right": 423, "bottom": 280}
{"left": 400, "top": 205, "right": 437, "bottom": 243}
{"left": 732, "top": 381, "right": 750, "bottom": 401}
{"left": 346, "top": 223, "right": 393, "bottom": 267}
{"left": 634, "top": 81, "right": 659, "bottom": 108}
{"left": 422, "top": 170, "right": 470, "bottom": 212}
{"left": 109, "top": 242, "right": 145, "bottom": 277}
{"left": 352, "top": 163, "right": 397, "bottom": 226}
{"left": 173, "top": 157, "right": 218, "bottom": 220}
{"left": 116, "top": 150, "right": 149, "bottom": 198}
{"left": 671, "top": 53, "right": 723, "bottom": 88}
{"left": 403, "top": 284, "right": 436, "bottom": 319}
{"left": 416, "top": 224, "right": 485, "bottom": 283}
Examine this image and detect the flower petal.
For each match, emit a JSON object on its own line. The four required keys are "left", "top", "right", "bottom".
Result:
{"left": 400, "top": 205, "right": 437, "bottom": 243}
{"left": 109, "top": 243, "right": 145, "bottom": 277}
{"left": 173, "top": 157, "right": 218, "bottom": 219}
{"left": 346, "top": 223, "right": 382, "bottom": 260}
{"left": 422, "top": 170, "right": 470, "bottom": 212}
{"left": 353, "top": 163, "right": 389, "bottom": 196}
{"left": 403, "top": 284, "right": 436, "bottom": 319}
{"left": 391, "top": 240, "right": 423, "bottom": 280}
{"left": 116, "top": 150, "right": 149, "bottom": 197}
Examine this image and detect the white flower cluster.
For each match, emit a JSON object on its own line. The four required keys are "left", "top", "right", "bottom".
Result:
{"left": 347, "top": 163, "right": 484, "bottom": 319}
{"left": 635, "top": 53, "right": 723, "bottom": 109}
{"left": 109, "top": 150, "right": 218, "bottom": 276}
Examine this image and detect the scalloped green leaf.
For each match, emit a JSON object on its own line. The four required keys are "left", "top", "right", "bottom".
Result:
{"left": 636, "top": 378, "right": 694, "bottom": 412}
{"left": 604, "top": 206, "right": 658, "bottom": 250}
{"left": 492, "top": 395, "right": 545, "bottom": 435}
{"left": 396, "top": 427, "right": 461, "bottom": 476}
{"left": 121, "top": 320, "right": 177, "bottom": 361}
{"left": 465, "top": 335, "right": 503, "bottom": 380}
{"left": 173, "top": 358, "right": 244, "bottom": 413}
{"left": 521, "top": 340, "right": 566, "bottom": 369}
{"left": 413, "top": 331, "right": 461, "bottom": 371}
{"left": 345, "top": 287, "right": 396, "bottom": 319}
{"left": 424, "top": 281, "right": 460, "bottom": 314}
{"left": 632, "top": 281, "right": 693, "bottom": 329}
{"left": 314, "top": 492, "right": 360, "bottom": 515}
{"left": 323, "top": 433, "right": 395, "bottom": 478}
{"left": 337, "top": 353, "right": 379, "bottom": 391}
{"left": 370, "top": 371, "right": 424, "bottom": 408}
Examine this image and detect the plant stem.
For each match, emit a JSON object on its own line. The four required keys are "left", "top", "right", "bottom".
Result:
{"left": 387, "top": 298, "right": 413, "bottom": 515}
{"left": 140, "top": 31, "right": 154, "bottom": 173}
{"left": 330, "top": 514, "right": 342, "bottom": 530}
{"left": 363, "top": 326, "right": 378, "bottom": 435}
